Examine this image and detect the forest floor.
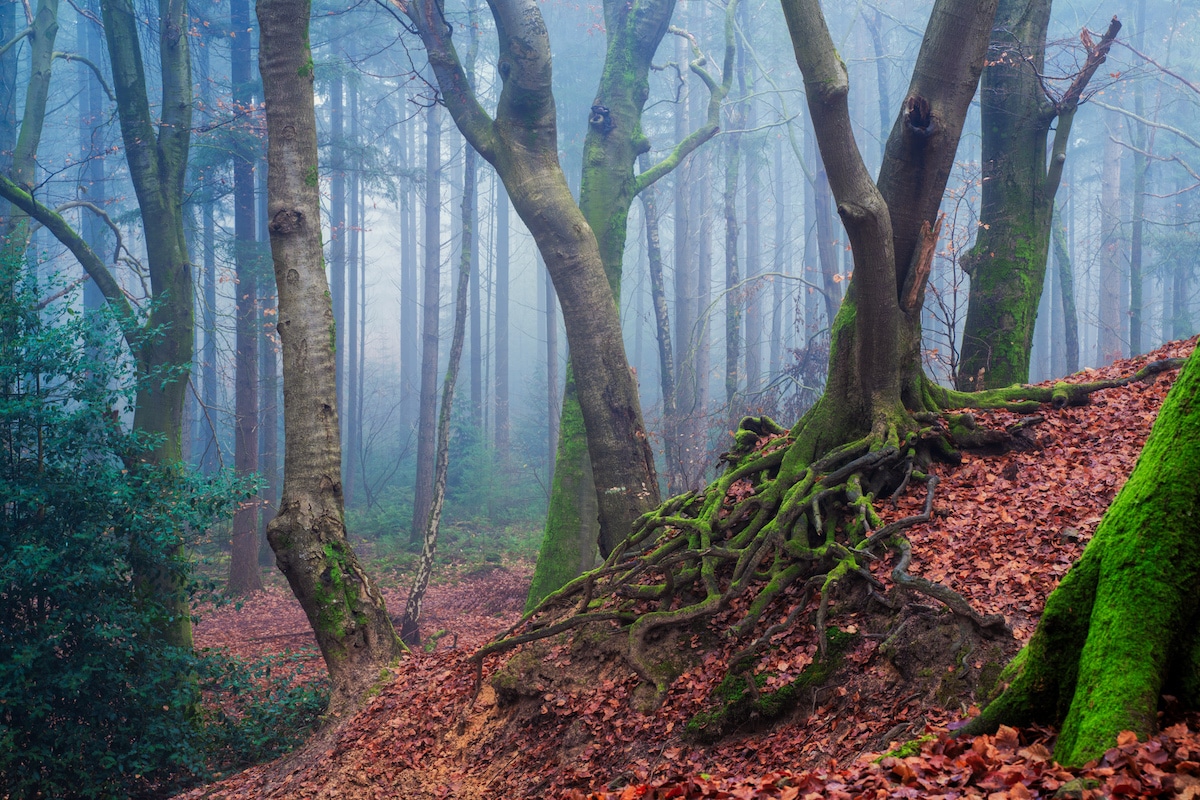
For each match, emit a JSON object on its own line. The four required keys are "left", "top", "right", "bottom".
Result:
{"left": 177, "top": 339, "right": 1200, "bottom": 800}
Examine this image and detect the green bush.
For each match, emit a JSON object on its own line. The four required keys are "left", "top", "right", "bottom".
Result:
{"left": 0, "top": 269, "right": 321, "bottom": 798}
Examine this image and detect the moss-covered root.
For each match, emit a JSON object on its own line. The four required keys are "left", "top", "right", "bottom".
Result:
{"left": 962, "top": 348, "right": 1200, "bottom": 767}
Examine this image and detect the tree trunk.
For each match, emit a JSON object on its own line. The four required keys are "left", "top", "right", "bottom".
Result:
{"left": 228, "top": 0, "right": 262, "bottom": 595}
{"left": 399, "top": 88, "right": 420, "bottom": 429}
{"left": 400, "top": 94, "right": 477, "bottom": 645}
{"left": 411, "top": 102, "right": 441, "bottom": 544}
{"left": 494, "top": 184, "right": 510, "bottom": 456}
{"left": 1098, "top": 130, "right": 1124, "bottom": 365}
{"left": 101, "top": 0, "right": 196, "bottom": 647}
{"left": 962, "top": 347, "right": 1200, "bottom": 765}
{"left": 257, "top": 0, "right": 403, "bottom": 709}
{"left": 958, "top": 5, "right": 1119, "bottom": 389}
{"left": 1051, "top": 208, "right": 1080, "bottom": 374}
{"left": 345, "top": 80, "right": 360, "bottom": 508}
{"left": 769, "top": 134, "right": 787, "bottom": 383}
{"left": 329, "top": 72, "right": 346, "bottom": 424}
{"left": 723, "top": 108, "right": 742, "bottom": 422}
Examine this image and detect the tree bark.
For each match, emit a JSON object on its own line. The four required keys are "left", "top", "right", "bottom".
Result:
{"left": 411, "top": 102, "right": 441, "bottom": 544}
{"left": 1098, "top": 129, "right": 1123, "bottom": 365}
{"left": 408, "top": 0, "right": 660, "bottom": 560}
{"left": 961, "top": 348, "right": 1200, "bottom": 765}
{"left": 258, "top": 0, "right": 403, "bottom": 710}
{"left": 958, "top": 6, "right": 1119, "bottom": 389}
{"left": 494, "top": 185, "right": 510, "bottom": 455}
{"left": 228, "top": 0, "right": 263, "bottom": 596}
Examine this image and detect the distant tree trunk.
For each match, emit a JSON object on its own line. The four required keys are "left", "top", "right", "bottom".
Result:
{"left": 0, "top": 1, "right": 16, "bottom": 206}
{"left": 545, "top": 255, "right": 558, "bottom": 475}
{"left": 78, "top": 0, "right": 106, "bottom": 313}
{"left": 469, "top": 175, "right": 484, "bottom": 433}
{"left": 411, "top": 102, "right": 441, "bottom": 544}
{"left": 494, "top": 185, "right": 510, "bottom": 456}
{"left": 329, "top": 72, "right": 346, "bottom": 422}
{"left": 1128, "top": 0, "right": 1147, "bottom": 355}
{"left": 742, "top": 56, "right": 763, "bottom": 399}
{"left": 201, "top": 197, "right": 219, "bottom": 471}
{"left": 1051, "top": 208, "right": 1079, "bottom": 374}
{"left": 769, "top": 134, "right": 787, "bottom": 382}
{"left": 1172, "top": 179, "right": 1191, "bottom": 339}
{"left": 723, "top": 102, "right": 742, "bottom": 422}
{"left": 812, "top": 152, "right": 839, "bottom": 331}
{"left": 638, "top": 152, "right": 678, "bottom": 492}
{"left": 400, "top": 57, "right": 477, "bottom": 643}
{"left": 673, "top": 29, "right": 696, "bottom": 427}
{"left": 399, "top": 89, "right": 420, "bottom": 429}
{"left": 258, "top": 0, "right": 403, "bottom": 709}
{"left": 957, "top": 4, "right": 1118, "bottom": 389}
{"left": 1098, "top": 130, "right": 1123, "bottom": 364}
{"left": 962, "top": 347, "right": 1200, "bottom": 766}
{"left": 345, "top": 81, "right": 360, "bottom": 509}
{"left": 228, "top": 0, "right": 263, "bottom": 595}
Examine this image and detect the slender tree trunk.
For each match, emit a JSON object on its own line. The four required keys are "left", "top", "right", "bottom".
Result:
{"left": 411, "top": 103, "right": 441, "bottom": 544}
{"left": 329, "top": 72, "right": 346, "bottom": 423}
{"left": 638, "top": 152, "right": 677, "bottom": 492}
{"left": 1129, "top": 0, "right": 1147, "bottom": 355}
{"left": 400, "top": 95, "right": 476, "bottom": 645}
{"left": 769, "top": 134, "right": 787, "bottom": 382}
{"left": 399, "top": 89, "right": 420, "bottom": 429}
{"left": 1172, "top": 179, "right": 1191, "bottom": 339}
{"left": 724, "top": 108, "right": 742, "bottom": 422}
{"left": 346, "top": 80, "right": 360, "bottom": 508}
{"left": 1098, "top": 130, "right": 1123, "bottom": 365}
{"left": 258, "top": 0, "right": 403, "bottom": 709}
{"left": 1052, "top": 208, "right": 1080, "bottom": 373}
{"left": 228, "top": 0, "right": 262, "bottom": 595}
{"left": 78, "top": 0, "right": 106, "bottom": 314}
{"left": 494, "top": 184, "right": 510, "bottom": 456}
{"left": 742, "top": 48, "right": 762, "bottom": 399}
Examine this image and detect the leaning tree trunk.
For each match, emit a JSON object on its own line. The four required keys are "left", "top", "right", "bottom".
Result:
{"left": 258, "top": 0, "right": 404, "bottom": 711}
{"left": 957, "top": 5, "right": 1119, "bottom": 390}
{"left": 409, "top": 0, "right": 664, "bottom": 572}
{"left": 961, "top": 346, "right": 1200, "bottom": 765}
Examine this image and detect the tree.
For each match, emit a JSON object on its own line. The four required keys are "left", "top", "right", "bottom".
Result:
{"left": 1, "top": 0, "right": 198, "bottom": 647}
{"left": 257, "top": 0, "right": 404, "bottom": 709}
{"left": 960, "top": 346, "right": 1200, "bottom": 765}
{"left": 228, "top": 0, "right": 265, "bottom": 595}
{"left": 404, "top": 0, "right": 661, "bottom": 562}
{"left": 956, "top": 5, "right": 1119, "bottom": 390}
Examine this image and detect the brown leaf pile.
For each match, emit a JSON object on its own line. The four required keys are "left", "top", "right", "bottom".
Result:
{"left": 177, "top": 339, "right": 1198, "bottom": 800}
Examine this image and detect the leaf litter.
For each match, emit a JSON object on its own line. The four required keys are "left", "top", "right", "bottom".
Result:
{"left": 175, "top": 338, "right": 1199, "bottom": 799}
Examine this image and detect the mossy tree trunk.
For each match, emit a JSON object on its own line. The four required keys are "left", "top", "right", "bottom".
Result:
{"left": 409, "top": 0, "right": 735, "bottom": 596}
{"left": 258, "top": 0, "right": 404, "bottom": 711}
{"left": 960, "top": 347, "right": 1200, "bottom": 766}
{"left": 957, "top": 5, "right": 1119, "bottom": 390}
{"left": 527, "top": 0, "right": 738, "bottom": 607}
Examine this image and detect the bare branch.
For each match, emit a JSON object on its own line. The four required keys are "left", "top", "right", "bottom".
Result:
{"left": 53, "top": 51, "right": 116, "bottom": 100}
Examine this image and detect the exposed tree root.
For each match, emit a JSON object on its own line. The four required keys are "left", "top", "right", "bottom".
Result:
{"left": 471, "top": 365, "right": 1177, "bottom": 722}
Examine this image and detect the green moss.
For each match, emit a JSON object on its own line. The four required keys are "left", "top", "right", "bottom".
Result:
{"left": 297, "top": 57, "right": 314, "bottom": 78}
{"left": 304, "top": 165, "right": 319, "bottom": 188}
{"left": 875, "top": 734, "right": 935, "bottom": 761}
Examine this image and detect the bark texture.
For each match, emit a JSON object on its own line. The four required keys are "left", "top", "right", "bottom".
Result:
{"left": 961, "top": 348, "right": 1200, "bottom": 765}
{"left": 957, "top": 8, "right": 1119, "bottom": 389}
{"left": 258, "top": 0, "right": 403, "bottom": 710}
{"left": 407, "top": 0, "right": 659, "bottom": 563}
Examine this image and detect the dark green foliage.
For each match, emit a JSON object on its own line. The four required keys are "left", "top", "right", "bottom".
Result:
{"left": 0, "top": 268, "right": 323, "bottom": 798}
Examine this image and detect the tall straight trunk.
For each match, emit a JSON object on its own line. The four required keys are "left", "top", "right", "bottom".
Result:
{"left": 1172, "top": 179, "right": 1190, "bottom": 339}
{"left": 78, "top": 0, "right": 106, "bottom": 314}
{"left": 494, "top": 184, "right": 510, "bottom": 455}
{"left": 1098, "top": 131, "right": 1123, "bottom": 364}
{"left": 723, "top": 111, "right": 742, "bottom": 420}
{"left": 345, "top": 80, "right": 360, "bottom": 508}
{"left": 400, "top": 88, "right": 476, "bottom": 646}
{"left": 769, "top": 134, "right": 787, "bottom": 381}
{"left": 469, "top": 178, "right": 483, "bottom": 432}
{"left": 228, "top": 0, "right": 262, "bottom": 595}
{"left": 1128, "top": 0, "right": 1147, "bottom": 355}
{"left": 258, "top": 0, "right": 403, "bottom": 709}
{"left": 0, "top": 1, "right": 15, "bottom": 205}
{"left": 638, "top": 152, "right": 677, "bottom": 492}
{"left": 812, "top": 150, "right": 839, "bottom": 331}
{"left": 957, "top": 4, "right": 1119, "bottom": 389}
{"left": 329, "top": 73, "right": 346, "bottom": 420}
{"left": 545, "top": 255, "right": 558, "bottom": 476}
{"left": 1052, "top": 208, "right": 1080, "bottom": 373}
{"left": 411, "top": 103, "right": 441, "bottom": 544}
{"left": 742, "top": 42, "right": 762, "bottom": 398}
{"left": 673, "top": 29, "right": 696, "bottom": 420}
{"left": 201, "top": 197, "right": 219, "bottom": 471}
{"left": 399, "top": 89, "right": 420, "bottom": 428}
